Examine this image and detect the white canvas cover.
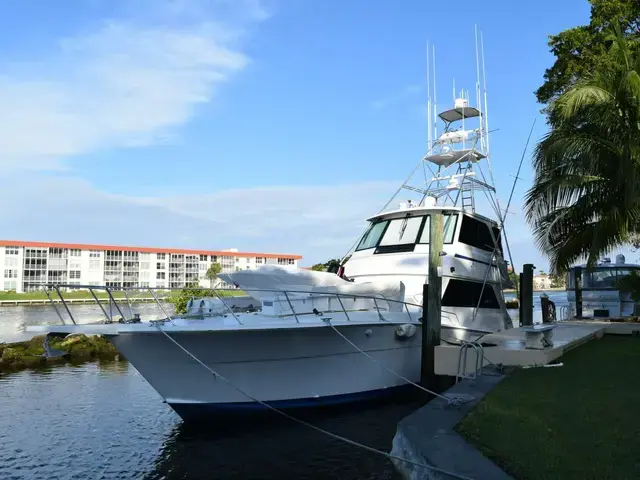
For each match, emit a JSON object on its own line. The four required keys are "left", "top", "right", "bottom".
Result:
{"left": 219, "top": 266, "right": 405, "bottom": 309}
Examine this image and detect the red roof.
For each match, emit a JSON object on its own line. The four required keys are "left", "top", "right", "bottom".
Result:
{"left": 0, "top": 240, "right": 302, "bottom": 260}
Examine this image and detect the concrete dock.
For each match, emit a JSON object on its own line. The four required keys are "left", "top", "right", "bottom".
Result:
{"left": 435, "top": 321, "right": 640, "bottom": 376}
{"left": 392, "top": 320, "right": 640, "bottom": 479}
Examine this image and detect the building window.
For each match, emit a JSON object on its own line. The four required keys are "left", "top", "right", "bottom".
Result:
{"left": 140, "top": 253, "right": 150, "bottom": 260}
{"left": 211, "top": 255, "right": 218, "bottom": 263}
{"left": 200, "top": 254, "right": 208, "bottom": 261}
{"left": 157, "top": 253, "right": 166, "bottom": 260}
{"left": 289, "top": 259, "right": 295, "bottom": 265}
{"left": 69, "top": 249, "right": 81, "bottom": 257}
{"left": 199, "top": 263, "right": 207, "bottom": 271}
{"left": 4, "top": 257, "right": 17, "bottom": 267}
{"left": 5, "top": 246, "right": 19, "bottom": 255}
{"left": 156, "top": 272, "right": 166, "bottom": 280}
{"left": 89, "top": 250, "right": 101, "bottom": 258}
{"left": 89, "top": 260, "right": 100, "bottom": 269}
{"left": 69, "top": 271, "right": 81, "bottom": 279}
{"left": 4, "top": 269, "right": 18, "bottom": 278}
{"left": 69, "top": 261, "right": 81, "bottom": 269}
{"left": 141, "top": 262, "right": 150, "bottom": 270}
{"left": 442, "top": 279, "right": 500, "bottom": 309}
{"left": 140, "top": 271, "right": 150, "bottom": 280}
{"left": 156, "top": 262, "right": 165, "bottom": 270}
{"left": 4, "top": 281, "right": 17, "bottom": 291}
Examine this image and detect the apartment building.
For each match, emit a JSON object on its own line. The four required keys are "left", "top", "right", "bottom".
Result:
{"left": 0, "top": 240, "right": 302, "bottom": 292}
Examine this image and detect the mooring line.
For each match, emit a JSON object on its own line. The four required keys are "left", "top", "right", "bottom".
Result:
{"left": 153, "top": 323, "right": 476, "bottom": 480}
{"left": 323, "top": 319, "right": 460, "bottom": 404}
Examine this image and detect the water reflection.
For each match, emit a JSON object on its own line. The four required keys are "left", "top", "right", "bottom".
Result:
{"left": 146, "top": 395, "right": 424, "bottom": 480}
{"left": 1, "top": 361, "right": 423, "bottom": 480}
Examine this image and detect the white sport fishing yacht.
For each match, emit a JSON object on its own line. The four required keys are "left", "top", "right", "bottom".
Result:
{"left": 565, "top": 254, "right": 640, "bottom": 318}
{"left": 26, "top": 35, "right": 515, "bottom": 421}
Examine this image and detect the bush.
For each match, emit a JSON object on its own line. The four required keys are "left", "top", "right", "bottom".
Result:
{"left": 505, "top": 299, "right": 519, "bottom": 309}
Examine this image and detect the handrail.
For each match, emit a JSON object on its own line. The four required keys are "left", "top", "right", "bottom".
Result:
{"left": 27, "top": 283, "right": 485, "bottom": 328}
{"left": 30, "top": 283, "right": 428, "bottom": 312}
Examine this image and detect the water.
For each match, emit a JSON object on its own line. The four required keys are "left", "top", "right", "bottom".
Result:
{"left": 0, "top": 360, "right": 423, "bottom": 479}
{"left": 504, "top": 290, "right": 570, "bottom": 325}
{"left": 0, "top": 303, "right": 426, "bottom": 479}
{"left": 0, "top": 292, "right": 571, "bottom": 479}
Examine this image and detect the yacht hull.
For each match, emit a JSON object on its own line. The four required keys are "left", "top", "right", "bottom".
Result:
{"left": 108, "top": 322, "right": 425, "bottom": 420}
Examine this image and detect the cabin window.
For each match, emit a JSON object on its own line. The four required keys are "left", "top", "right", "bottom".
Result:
{"left": 379, "top": 217, "right": 423, "bottom": 246}
{"left": 458, "top": 215, "right": 495, "bottom": 252}
{"left": 442, "top": 279, "right": 500, "bottom": 309}
{"left": 418, "top": 214, "right": 458, "bottom": 244}
{"left": 586, "top": 269, "right": 618, "bottom": 289}
{"left": 356, "top": 220, "right": 389, "bottom": 251}
{"left": 374, "top": 216, "right": 424, "bottom": 254}
{"left": 566, "top": 271, "right": 574, "bottom": 289}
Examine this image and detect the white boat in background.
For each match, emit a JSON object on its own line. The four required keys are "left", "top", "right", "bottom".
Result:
{"left": 566, "top": 254, "right": 640, "bottom": 318}
{"left": 26, "top": 32, "right": 517, "bottom": 421}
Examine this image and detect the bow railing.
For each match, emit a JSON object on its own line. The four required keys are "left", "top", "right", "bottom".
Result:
{"left": 25, "top": 283, "right": 462, "bottom": 328}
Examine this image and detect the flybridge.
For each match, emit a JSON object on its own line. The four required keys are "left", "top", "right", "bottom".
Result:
{"left": 380, "top": 28, "right": 501, "bottom": 220}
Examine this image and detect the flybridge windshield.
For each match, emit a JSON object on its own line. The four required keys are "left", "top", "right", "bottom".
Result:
{"left": 355, "top": 214, "right": 458, "bottom": 252}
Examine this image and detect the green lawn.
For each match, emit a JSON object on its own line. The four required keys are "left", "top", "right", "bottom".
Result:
{"left": 456, "top": 335, "right": 640, "bottom": 480}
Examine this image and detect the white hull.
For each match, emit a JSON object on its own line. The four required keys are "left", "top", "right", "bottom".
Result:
{"left": 27, "top": 310, "right": 489, "bottom": 420}
{"left": 110, "top": 322, "right": 421, "bottom": 411}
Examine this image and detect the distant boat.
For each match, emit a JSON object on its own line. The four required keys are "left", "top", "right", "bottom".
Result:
{"left": 566, "top": 254, "right": 640, "bottom": 318}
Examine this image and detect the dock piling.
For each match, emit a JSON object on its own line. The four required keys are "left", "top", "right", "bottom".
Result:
{"left": 520, "top": 264, "right": 534, "bottom": 326}
{"left": 574, "top": 266, "right": 583, "bottom": 318}
{"left": 421, "top": 212, "right": 443, "bottom": 390}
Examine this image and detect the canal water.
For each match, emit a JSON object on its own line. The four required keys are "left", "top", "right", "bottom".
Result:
{"left": 0, "top": 291, "right": 569, "bottom": 479}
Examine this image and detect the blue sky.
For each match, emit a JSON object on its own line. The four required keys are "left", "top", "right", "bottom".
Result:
{"left": 1, "top": 0, "right": 628, "bottom": 270}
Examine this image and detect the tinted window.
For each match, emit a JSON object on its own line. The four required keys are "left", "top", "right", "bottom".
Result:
{"left": 379, "top": 216, "right": 424, "bottom": 246}
{"left": 458, "top": 215, "right": 495, "bottom": 252}
{"left": 418, "top": 214, "right": 458, "bottom": 244}
{"left": 442, "top": 279, "right": 500, "bottom": 309}
{"left": 356, "top": 221, "right": 389, "bottom": 251}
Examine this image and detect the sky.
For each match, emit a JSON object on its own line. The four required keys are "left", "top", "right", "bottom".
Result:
{"left": 1, "top": 0, "right": 628, "bottom": 270}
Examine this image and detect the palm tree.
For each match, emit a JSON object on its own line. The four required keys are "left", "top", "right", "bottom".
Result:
{"left": 525, "top": 26, "right": 640, "bottom": 273}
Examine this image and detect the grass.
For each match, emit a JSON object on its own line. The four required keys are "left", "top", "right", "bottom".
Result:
{"left": 456, "top": 335, "right": 640, "bottom": 480}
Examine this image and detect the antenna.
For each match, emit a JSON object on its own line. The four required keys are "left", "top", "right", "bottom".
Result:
{"left": 474, "top": 25, "right": 484, "bottom": 151}
{"left": 452, "top": 78, "right": 455, "bottom": 105}
{"left": 432, "top": 45, "right": 437, "bottom": 145}
{"left": 427, "top": 41, "right": 431, "bottom": 151}
{"left": 481, "top": 31, "right": 490, "bottom": 157}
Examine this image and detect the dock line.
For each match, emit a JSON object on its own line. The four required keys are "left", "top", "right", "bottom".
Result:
{"left": 323, "top": 318, "right": 469, "bottom": 406}
{"left": 152, "top": 322, "right": 477, "bottom": 480}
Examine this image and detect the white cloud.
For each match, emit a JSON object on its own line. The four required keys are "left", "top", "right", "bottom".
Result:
{"left": 0, "top": 0, "right": 265, "bottom": 169}
{"left": 0, "top": 174, "right": 397, "bottom": 263}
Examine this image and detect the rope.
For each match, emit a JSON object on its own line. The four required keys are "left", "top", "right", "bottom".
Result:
{"left": 323, "top": 319, "right": 458, "bottom": 404}
{"left": 152, "top": 322, "right": 476, "bottom": 480}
